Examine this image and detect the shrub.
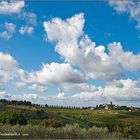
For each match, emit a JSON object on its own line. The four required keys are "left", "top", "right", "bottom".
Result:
{"left": 106, "top": 122, "right": 140, "bottom": 139}
{"left": 42, "top": 118, "right": 65, "bottom": 128}
{"left": 0, "top": 110, "right": 27, "bottom": 125}
{"left": 0, "top": 123, "right": 109, "bottom": 139}
{"left": 0, "top": 123, "right": 139, "bottom": 139}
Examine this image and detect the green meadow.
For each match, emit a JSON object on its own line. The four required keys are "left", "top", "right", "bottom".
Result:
{"left": 0, "top": 104, "right": 140, "bottom": 139}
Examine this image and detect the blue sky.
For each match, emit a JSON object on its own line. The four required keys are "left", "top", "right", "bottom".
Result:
{"left": 0, "top": 0, "right": 140, "bottom": 107}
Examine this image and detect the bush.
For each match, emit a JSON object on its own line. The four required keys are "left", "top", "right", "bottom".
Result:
{"left": 0, "top": 123, "right": 139, "bottom": 139}
{"left": 42, "top": 118, "right": 65, "bottom": 128}
{"left": 0, "top": 123, "right": 109, "bottom": 139}
{"left": 0, "top": 110, "right": 27, "bottom": 125}
{"left": 106, "top": 122, "right": 140, "bottom": 139}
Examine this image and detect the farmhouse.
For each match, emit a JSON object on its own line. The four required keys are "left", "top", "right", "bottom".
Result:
{"left": 104, "top": 102, "right": 113, "bottom": 110}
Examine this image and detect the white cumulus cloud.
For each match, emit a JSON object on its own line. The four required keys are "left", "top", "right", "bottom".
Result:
{"left": 63, "top": 83, "right": 97, "bottom": 93}
{"left": 0, "top": 22, "right": 16, "bottom": 40}
{"left": 108, "top": 42, "right": 140, "bottom": 71}
{"left": 18, "top": 11, "right": 37, "bottom": 26}
{"left": 19, "top": 26, "right": 34, "bottom": 35}
{"left": 53, "top": 92, "right": 67, "bottom": 100}
{"left": 109, "top": 1, "right": 140, "bottom": 29}
{"left": 28, "top": 84, "right": 48, "bottom": 92}
{"left": 19, "top": 62, "right": 85, "bottom": 85}
{"left": 43, "top": 13, "right": 140, "bottom": 81}
{"left": 0, "top": 52, "right": 18, "bottom": 82}
{"left": 71, "top": 79, "right": 140, "bottom": 106}
{"left": 0, "top": 0, "right": 24, "bottom": 14}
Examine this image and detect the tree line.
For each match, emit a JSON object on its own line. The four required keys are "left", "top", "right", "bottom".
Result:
{"left": 0, "top": 99, "right": 82, "bottom": 110}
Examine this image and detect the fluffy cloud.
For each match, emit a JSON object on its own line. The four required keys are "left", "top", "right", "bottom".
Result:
{"left": 44, "top": 13, "right": 140, "bottom": 81}
{"left": 0, "top": 22, "right": 16, "bottom": 40}
{"left": 0, "top": 52, "right": 18, "bottom": 82}
{"left": 109, "top": 1, "right": 132, "bottom": 13}
{"left": 0, "top": 1, "right": 24, "bottom": 14}
{"left": 19, "top": 26, "right": 34, "bottom": 35}
{"left": 43, "top": 13, "right": 84, "bottom": 43}
{"left": 2, "top": 78, "right": 140, "bottom": 106}
{"left": 50, "top": 78, "right": 140, "bottom": 106}
{"left": 43, "top": 13, "right": 84, "bottom": 66}
{"left": 109, "top": 1, "right": 140, "bottom": 29}
{"left": 43, "top": 13, "right": 140, "bottom": 81}
{"left": 28, "top": 84, "right": 48, "bottom": 92}
{"left": 108, "top": 42, "right": 140, "bottom": 71}
{"left": 0, "top": 1, "right": 37, "bottom": 38}
{"left": 18, "top": 12, "right": 37, "bottom": 26}
{"left": 53, "top": 92, "right": 67, "bottom": 100}
{"left": 102, "top": 79, "right": 140, "bottom": 102}
{"left": 72, "top": 90, "right": 102, "bottom": 101}
{"left": 63, "top": 83, "right": 97, "bottom": 93}
{"left": 71, "top": 79, "right": 140, "bottom": 105}
{"left": 19, "top": 62, "right": 85, "bottom": 84}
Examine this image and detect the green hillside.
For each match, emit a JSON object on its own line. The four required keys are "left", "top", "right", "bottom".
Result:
{"left": 0, "top": 104, "right": 140, "bottom": 139}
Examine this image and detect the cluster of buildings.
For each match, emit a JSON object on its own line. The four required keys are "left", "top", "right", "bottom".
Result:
{"left": 104, "top": 102, "right": 113, "bottom": 110}
{"left": 89, "top": 102, "right": 139, "bottom": 111}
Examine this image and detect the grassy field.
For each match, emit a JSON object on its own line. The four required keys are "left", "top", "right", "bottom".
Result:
{"left": 46, "top": 108, "right": 140, "bottom": 127}
{"left": 0, "top": 104, "right": 140, "bottom": 139}
{"left": 0, "top": 104, "right": 140, "bottom": 126}
{"left": 1, "top": 104, "right": 140, "bottom": 127}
